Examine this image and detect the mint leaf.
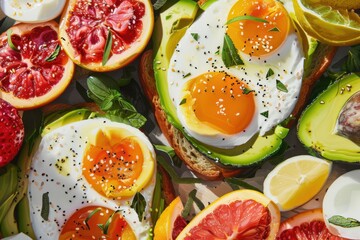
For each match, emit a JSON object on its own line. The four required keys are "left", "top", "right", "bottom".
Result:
{"left": 222, "top": 34, "right": 244, "bottom": 68}
{"left": 328, "top": 215, "right": 360, "bottom": 228}
{"left": 226, "top": 15, "right": 268, "bottom": 25}
{"left": 131, "top": 192, "right": 146, "bottom": 221}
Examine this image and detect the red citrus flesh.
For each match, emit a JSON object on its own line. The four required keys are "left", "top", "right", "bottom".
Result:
{"left": 60, "top": 0, "right": 154, "bottom": 71}
{"left": 184, "top": 199, "right": 273, "bottom": 239}
{"left": 277, "top": 209, "right": 346, "bottom": 240}
{"left": 173, "top": 216, "right": 188, "bottom": 239}
{"left": 0, "top": 98, "right": 24, "bottom": 167}
{"left": 0, "top": 21, "right": 74, "bottom": 110}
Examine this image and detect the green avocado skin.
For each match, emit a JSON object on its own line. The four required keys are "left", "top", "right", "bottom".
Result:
{"left": 153, "top": 0, "right": 287, "bottom": 167}
{"left": 297, "top": 73, "right": 360, "bottom": 163}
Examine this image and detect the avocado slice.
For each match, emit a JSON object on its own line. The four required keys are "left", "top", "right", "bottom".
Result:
{"left": 298, "top": 73, "right": 360, "bottom": 162}
{"left": 153, "top": 0, "right": 286, "bottom": 167}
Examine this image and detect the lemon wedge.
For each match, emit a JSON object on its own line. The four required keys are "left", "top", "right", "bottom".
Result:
{"left": 292, "top": 0, "right": 360, "bottom": 46}
{"left": 263, "top": 155, "right": 332, "bottom": 211}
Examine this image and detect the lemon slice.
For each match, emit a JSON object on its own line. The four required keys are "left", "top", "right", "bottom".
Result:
{"left": 263, "top": 155, "right": 332, "bottom": 211}
{"left": 293, "top": 0, "right": 360, "bottom": 46}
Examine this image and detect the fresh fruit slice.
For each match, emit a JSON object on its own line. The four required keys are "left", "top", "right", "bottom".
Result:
{"left": 0, "top": 98, "right": 24, "bottom": 167}
{"left": 263, "top": 155, "right": 331, "bottom": 211}
{"left": 176, "top": 189, "right": 280, "bottom": 239}
{"left": 292, "top": 0, "right": 360, "bottom": 46}
{"left": 154, "top": 196, "right": 187, "bottom": 240}
{"left": 59, "top": 0, "right": 154, "bottom": 72}
{"left": 277, "top": 208, "right": 346, "bottom": 239}
{"left": 0, "top": 21, "right": 74, "bottom": 110}
{"left": 323, "top": 169, "right": 360, "bottom": 239}
{"left": 0, "top": 0, "right": 66, "bottom": 23}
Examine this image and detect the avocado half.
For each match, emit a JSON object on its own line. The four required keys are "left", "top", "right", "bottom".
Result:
{"left": 297, "top": 73, "right": 360, "bottom": 163}
{"left": 153, "top": 0, "right": 287, "bottom": 167}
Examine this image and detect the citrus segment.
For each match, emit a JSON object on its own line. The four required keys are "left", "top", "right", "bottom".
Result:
{"left": 307, "top": 0, "right": 360, "bottom": 10}
{"left": 176, "top": 190, "right": 280, "bottom": 240}
{"left": 154, "top": 196, "right": 186, "bottom": 240}
{"left": 263, "top": 155, "right": 331, "bottom": 211}
{"left": 292, "top": 0, "right": 360, "bottom": 45}
{"left": 0, "top": 21, "right": 74, "bottom": 110}
{"left": 59, "top": 0, "right": 154, "bottom": 72}
{"left": 277, "top": 208, "right": 346, "bottom": 240}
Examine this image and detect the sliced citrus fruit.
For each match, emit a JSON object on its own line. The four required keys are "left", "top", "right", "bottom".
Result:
{"left": 292, "top": 0, "right": 360, "bottom": 46}
{"left": 0, "top": 21, "right": 74, "bottom": 110}
{"left": 277, "top": 208, "right": 346, "bottom": 239}
{"left": 0, "top": 98, "right": 24, "bottom": 167}
{"left": 307, "top": 0, "right": 360, "bottom": 10}
{"left": 154, "top": 196, "right": 187, "bottom": 240}
{"left": 59, "top": 0, "right": 154, "bottom": 72}
{"left": 176, "top": 189, "right": 280, "bottom": 239}
{"left": 263, "top": 155, "right": 332, "bottom": 211}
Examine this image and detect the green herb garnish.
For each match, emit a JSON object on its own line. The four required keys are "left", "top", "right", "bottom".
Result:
{"left": 260, "top": 111, "right": 269, "bottom": 118}
{"left": 179, "top": 98, "right": 187, "bottom": 105}
{"left": 102, "top": 30, "right": 113, "bottom": 66}
{"left": 41, "top": 192, "right": 50, "bottom": 221}
{"left": 266, "top": 68, "right": 274, "bottom": 78}
{"left": 276, "top": 80, "right": 288, "bottom": 93}
{"left": 98, "top": 210, "right": 121, "bottom": 234}
{"left": 226, "top": 15, "right": 268, "bottom": 25}
{"left": 155, "top": 144, "right": 182, "bottom": 168}
{"left": 46, "top": 44, "right": 61, "bottom": 62}
{"left": 191, "top": 33, "right": 200, "bottom": 41}
{"left": 225, "top": 178, "right": 261, "bottom": 192}
{"left": 242, "top": 87, "right": 255, "bottom": 95}
{"left": 181, "top": 189, "right": 204, "bottom": 218}
{"left": 85, "top": 207, "right": 101, "bottom": 229}
{"left": 131, "top": 192, "right": 146, "bottom": 221}
{"left": 222, "top": 34, "right": 244, "bottom": 68}
{"left": 183, "top": 72, "right": 191, "bottom": 78}
{"left": 344, "top": 44, "right": 360, "bottom": 72}
{"left": 6, "top": 29, "right": 18, "bottom": 51}
{"left": 269, "top": 27, "right": 280, "bottom": 32}
{"left": 328, "top": 215, "right": 360, "bottom": 228}
{"left": 87, "top": 74, "right": 146, "bottom": 128}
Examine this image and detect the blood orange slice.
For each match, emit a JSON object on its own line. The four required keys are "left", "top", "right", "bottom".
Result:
{"left": 176, "top": 190, "right": 280, "bottom": 240}
{"left": 277, "top": 208, "right": 346, "bottom": 240}
{"left": 59, "top": 0, "right": 154, "bottom": 72}
{"left": 0, "top": 21, "right": 74, "bottom": 110}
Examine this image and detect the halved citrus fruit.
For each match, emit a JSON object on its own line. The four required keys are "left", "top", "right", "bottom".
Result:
{"left": 154, "top": 196, "right": 187, "bottom": 240}
{"left": 292, "top": 0, "right": 360, "bottom": 46}
{"left": 277, "top": 208, "right": 346, "bottom": 239}
{"left": 263, "top": 155, "right": 331, "bottom": 211}
{"left": 59, "top": 0, "right": 154, "bottom": 72}
{"left": 0, "top": 21, "right": 74, "bottom": 110}
{"left": 176, "top": 189, "right": 280, "bottom": 239}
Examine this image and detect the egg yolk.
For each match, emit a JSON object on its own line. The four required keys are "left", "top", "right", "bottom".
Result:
{"left": 182, "top": 72, "right": 255, "bottom": 134}
{"left": 227, "top": 0, "right": 290, "bottom": 57}
{"left": 59, "top": 206, "right": 136, "bottom": 240}
{"left": 83, "top": 136, "right": 144, "bottom": 198}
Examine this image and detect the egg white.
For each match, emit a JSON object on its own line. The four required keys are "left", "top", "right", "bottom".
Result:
{"left": 0, "top": 0, "right": 66, "bottom": 23}
{"left": 167, "top": 0, "right": 304, "bottom": 148}
{"left": 27, "top": 118, "right": 156, "bottom": 239}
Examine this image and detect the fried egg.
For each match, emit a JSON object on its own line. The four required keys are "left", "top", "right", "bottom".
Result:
{"left": 167, "top": 0, "right": 304, "bottom": 148}
{"left": 27, "top": 118, "right": 156, "bottom": 239}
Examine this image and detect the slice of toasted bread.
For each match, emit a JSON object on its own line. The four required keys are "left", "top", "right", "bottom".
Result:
{"left": 138, "top": 45, "right": 337, "bottom": 180}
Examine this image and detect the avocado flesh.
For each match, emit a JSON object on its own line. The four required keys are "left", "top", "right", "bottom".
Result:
{"left": 298, "top": 73, "right": 360, "bottom": 162}
{"left": 153, "top": 0, "right": 285, "bottom": 167}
